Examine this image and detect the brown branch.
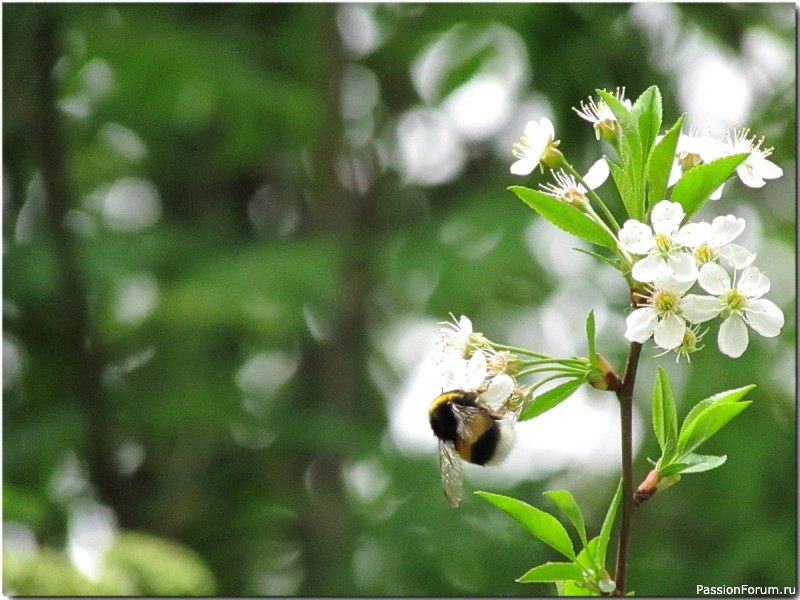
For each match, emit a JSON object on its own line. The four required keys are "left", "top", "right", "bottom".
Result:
{"left": 612, "top": 340, "right": 643, "bottom": 595}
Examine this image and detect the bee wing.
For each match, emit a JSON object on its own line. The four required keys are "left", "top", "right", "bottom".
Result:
{"left": 438, "top": 439, "right": 463, "bottom": 507}
{"left": 449, "top": 403, "right": 485, "bottom": 442}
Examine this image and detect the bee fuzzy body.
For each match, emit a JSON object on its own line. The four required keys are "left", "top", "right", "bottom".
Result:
{"left": 428, "top": 389, "right": 515, "bottom": 506}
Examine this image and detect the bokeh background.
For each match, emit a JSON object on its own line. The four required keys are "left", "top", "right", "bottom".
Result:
{"left": 3, "top": 3, "right": 796, "bottom": 596}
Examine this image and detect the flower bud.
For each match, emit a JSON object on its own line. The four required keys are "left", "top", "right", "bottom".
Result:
{"left": 588, "top": 353, "right": 622, "bottom": 391}
{"left": 634, "top": 469, "right": 681, "bottom": 505}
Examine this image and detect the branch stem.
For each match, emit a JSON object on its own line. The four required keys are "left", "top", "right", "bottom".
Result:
{"left": 613, "top": 340, "right": 643, "bottom": 595}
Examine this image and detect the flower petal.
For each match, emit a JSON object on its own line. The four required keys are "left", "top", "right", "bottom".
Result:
{"left": 510, "top": 156, "right": 538, "bottom": 176}
{"left": 464, "top": 351, "right": 488, "bottom": 389}
{"left": 481, "top": 374, "right": 515, "bottom": 408}
{"left": 736, "top": 161, "right": 767, "bottom": 188}
{"left": 757, "top": 157, "right": 783, "bottom": 180}
{"left": 718, "top": 243, "right": 756, "bottom": 269}
{"left": 666, "top": 251, "right": 699, "bottom": 283}
{"left": 681, "top": 294, "right": 723, "bottom": 323}
{"left": 625, "top": 307, "right": 658, "bottom": 343}
{"left": 708, "top": 214, "right": 745, "bottom": 246}
{"left": 737, "top": 266, "right": 770, "bottom": 299}
{"left": 745, "top": 299, "right": 784, "bottom": 338}
{"left": 718, "top": 314, "right": 749, "bottom": 358}
{"left": 698, "top": 262, "right": 731, "bottom": 295}
{"left": 618, "top": 220, "right": 655, "bottom": 254}
{"left": 582, "top": 158, "right": 610, "bottom": 190}
{"left": 632, "top": 254, "right": 668, "bottom": 283}
{"left": 674, "top": 222, "right": 710, "bottom": 248}
{"left": 651, "top": 201, "right": 684, "bottom": 236}
{"left": 539, "top": 117, "right": 555, "bottom": 141}
{"left": 654, "top": 313, "right": 686, "bottom": 350}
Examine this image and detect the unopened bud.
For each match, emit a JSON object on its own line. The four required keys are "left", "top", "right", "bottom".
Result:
{"left": 588, "top": 353, "right": 622, "bottom": 392}
{"left": 634, "top": 469, "right": 681, "bottom": 505}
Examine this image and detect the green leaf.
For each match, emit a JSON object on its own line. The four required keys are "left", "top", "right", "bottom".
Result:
{"left": 631, "top": 85, "right": 662, "bottom": 162}
{"left": 607, "top": 159, "right": 639, "bottom": 222}
{"left": 509, "top": 186, "right": 617, "bottom": 249}
{"left": 517, "top": 561, "right": 585, "bottom": 583}
{"left": 597, "top": 90, "right": 644, "bottom": 219}
{"left": 679, "top": 453, "right": 728, "bottom": 474}
{"left": 596, "top": 479, "right": 622, "bottom": 570}
{"left": 670, "top": 153, "right": 749, "bottom": 218}
{"left": 475, "top": 492, "right": 576, "bottom": 561}
{"left": 586, "top": 311, "right": 597, "bottom": 368}
{"left": 680, "top": 385, "right": 756, "bottom": 436}
{"left": 518, "top": 379, "right": 583, "bottom": 422}
{"left": 651, "top": 367, "right": 679, "bottom": 459}
{"left": 646, "top": 114, "right": 685, "bottom": 211}
{"left": 657, "top": 462, "right": 689, "bottom": 478}
{"left": 544, "top": 490, "right": 588, "bottom": 548}
{"left": 678, "top": 401, "right": 752, "bottom": 457}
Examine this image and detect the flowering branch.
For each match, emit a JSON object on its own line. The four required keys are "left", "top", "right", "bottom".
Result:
{"left": 428, "top": 84, "right": 785, "bottom": 597}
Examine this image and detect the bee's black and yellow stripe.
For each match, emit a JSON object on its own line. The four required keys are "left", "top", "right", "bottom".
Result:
{"left": 428, "top": 390, "right": 502, "bottom": 465}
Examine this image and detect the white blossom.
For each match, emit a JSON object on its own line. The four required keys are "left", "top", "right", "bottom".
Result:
{"left": 619, "top": 200, "right": 698, "bottom": 283}
{"left": 539, "top": 159, "right": 609, "bottom": 205}
{"left": 724, "top": 128, "right": 783, "bottom": 188}
{"left": 677, "top": 214, "right": 756, "bottom": 269}
{"left": 572, "top": 87, "right": 631, "bottom": 140}
{"left": 625, "top": 277, "right": 694, "bottom": 350}
{"left": 510, "top": 117, "right": 557, "bottom": 176}
{"left": 682, "top": 263, "right": 784, "bottom": 358}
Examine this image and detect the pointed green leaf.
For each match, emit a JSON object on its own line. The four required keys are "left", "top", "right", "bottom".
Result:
{"left": 597, "top": 89, "right": 645, "bottom": 218}
{"left": 509, "top": 186, "right": 617, "bottom": 249}
{"left": 657, "top": 462, "right": 689, "bottom": 478}
{"left": 519, "top": 379, "right": 583, "bottom": 422}
{"left": 652, "top": 367, "right": 679, "bottom": 459}
{"left": 596, "top": 479, "right": 622, "bottom": 570}
{"left": 670, "top": 152, "right": 749, "bottom": 218}
{"left": 586, "top": 311, "right": 597, "bottom": 368}
{"left": 517, "top": 561, "right": 585, "bottom": 583}
{"left": 678, "top": 401, "right": 752, "bottom": 456}
{"left": 631, "top": 85, "right": 662, "bottom": 160}
{"left": 476, "top": 491, "right": 576, "bottom": 560}
{"left": 607, "top": 158, "right": 640, "bottom": 222}
{"left": 681, "top": 384, "right": 756, "bottom": 435}
{"left": 679, "top": 453, "right": 728, "bottom": 474}
{"left": 544, "top": 490, "right": 588, "bottom": 548}
{"left": 646, "top": 114, "right": 685, "bottom": 211}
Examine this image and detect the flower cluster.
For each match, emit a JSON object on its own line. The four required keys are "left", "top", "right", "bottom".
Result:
{"left": 508, "top": 89, "right": 785, "bottom": 361}
{"left": 621, "top": 200, "right": 784, "bottom": 359}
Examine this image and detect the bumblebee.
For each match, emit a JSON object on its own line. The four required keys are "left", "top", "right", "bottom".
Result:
{"left": 428, "top": 390, "right": 515, "bottom": 507}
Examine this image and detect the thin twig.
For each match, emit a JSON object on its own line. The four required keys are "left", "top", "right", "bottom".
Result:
{"left": 613, "top": 340, "right": 643, "bottom": 595}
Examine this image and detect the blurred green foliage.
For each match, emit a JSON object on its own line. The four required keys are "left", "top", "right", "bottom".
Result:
{"left": 3, "top": 3, "right": 795, "bottom": 596}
